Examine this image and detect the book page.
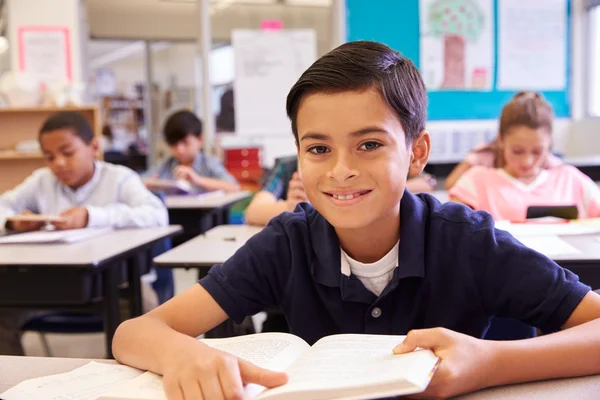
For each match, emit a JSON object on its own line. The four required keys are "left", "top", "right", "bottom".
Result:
{"left": 0, "top": 361, "right": 142, "bottom": 400}
{"left": 259, "top": 334, "right": 438, "bottom": 400}
{"left": 100, "top": 333, "right": 311, "bottom": 400}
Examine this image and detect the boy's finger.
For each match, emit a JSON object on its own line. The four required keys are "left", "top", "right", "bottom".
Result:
{"left": 218, "top": 361, "right": 246, "bottom": 400}
{"left": 238, "top": 359, "right": 288, "bottom": 388}
{"left": 393, "top": 328, "right": 446, "bottom": 354}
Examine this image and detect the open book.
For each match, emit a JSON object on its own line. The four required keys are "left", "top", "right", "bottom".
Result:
{"left": 104, "top": 333, "right": 439, "bottom": 400}
{"left": 1, "top": 333, "right": 439, "bottom": 400}
{"left": 143, "top": 178, "right": 194, "bottom": 194}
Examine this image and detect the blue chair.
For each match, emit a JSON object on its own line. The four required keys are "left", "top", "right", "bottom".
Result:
{"left": 484, "top": 318, "right": 537, "bottom": 341}
{"left": 21, "top": 192, "right": 174, "bottom": 356}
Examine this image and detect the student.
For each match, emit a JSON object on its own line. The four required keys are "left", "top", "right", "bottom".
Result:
{"left": 449, "top": 92, "right": 600, "bottom": 221}
{"left": 245, "top": 156, "right": 437, "bottom": 226}
{"left": 444, "top": 130, "right": 563, "bottom": 191}
{"left": 0, "top": 111, "right": 168, "bottom": 356}
{"left": 113, "top": 42, "right": 600, "bottom": 400}
{"left": 147, "top": 110, "right": 240, "bottom": 193}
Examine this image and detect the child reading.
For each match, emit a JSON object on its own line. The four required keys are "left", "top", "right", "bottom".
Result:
{"left": 113, "top": 43, "right": 600, "bottom": 399}
{"left": 449, "top": 92, "right": 600, "bottom": 221}
{"left": 146, "top": 110, "right": 240, "bottom": 194}
{"left": 0, "top": 111, "right": 168, "bottom": 356}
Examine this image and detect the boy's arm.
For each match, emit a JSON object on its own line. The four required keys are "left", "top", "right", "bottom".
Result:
{"left": 245, "top": 191, "right": 291, "bottom": 226}
{"left": 113, "top": 284, "right": 229, "bottom": 372}
{"left": 395, "top": 293, "right": 600, "bottom": 398}
{"left": 0, "top": 172, "right": 42, "bottom": 233}
{"left": 488, "top": 292, "right": 600, "bottom": 386}
{"left": 113, "top": 284, "right": 287, "bottom": 398}
{"left": 86, "top": 175, "right": 169, "bottom": 228}
{"left": 192, "top": 174, "right": 241, "bottom": 193}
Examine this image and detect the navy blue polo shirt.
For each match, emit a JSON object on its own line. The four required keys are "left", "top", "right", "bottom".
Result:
{"left": 200, "top": 191, "right": 590, "bottom": 345}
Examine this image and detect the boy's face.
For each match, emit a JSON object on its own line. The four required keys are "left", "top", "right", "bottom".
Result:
{"left": 170, "top": 134, "right": 202, "bottom": 166}
{"left": 40, "top": 129, "right": 98, "bottom": 189}
{"left": 500, "top": 126, "right": 551, "bottom": 181}
{"left": 296, "top": 89, "right": 429, "bottom": 230}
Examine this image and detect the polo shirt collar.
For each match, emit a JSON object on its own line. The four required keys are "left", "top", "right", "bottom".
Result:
{"left": 309, "top": 190, "right": 427, "bottom": 287}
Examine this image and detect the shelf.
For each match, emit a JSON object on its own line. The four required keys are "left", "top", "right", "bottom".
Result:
{"left": 0, "top": 151, "right": 43, "bottom": 160}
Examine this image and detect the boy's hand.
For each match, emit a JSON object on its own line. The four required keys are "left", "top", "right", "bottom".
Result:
{"left": 162, "top": 343, "right": 288, "bottom": 400}
{"left": 173, "top": 166, "right": 202, "bottom": 186}
{"left": 285, "top": 172, "right": 308, "bottom": 212}
{"left": 393, "top": 328, "right": 495, "bottom": 399}
{"left": 54, "top": 207, "right": 89, "bottom": 230}
{"left": 6, "top": 210, "right": 43, "bottom": 232}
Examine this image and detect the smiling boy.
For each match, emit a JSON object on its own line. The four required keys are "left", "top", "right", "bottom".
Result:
{"left": 113, "top": 41, "right": 600, "bottom": 399}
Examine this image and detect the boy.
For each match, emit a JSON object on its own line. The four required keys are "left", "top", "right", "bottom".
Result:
{"left": 113, "top": 42, "right": 600, "bottom": 399}
{"left": 147, "top": 110, "right": 240, "bottom": 193}
{"left": 0, "top": 111, "right": 168, "bottom": 355}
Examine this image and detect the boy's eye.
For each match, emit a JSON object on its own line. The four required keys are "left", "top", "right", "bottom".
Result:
{"left": 308, "top": 146, "right": 330, "bottom": 155}
{"left": 359, "top": 141, "right": 381, "bottom": 151}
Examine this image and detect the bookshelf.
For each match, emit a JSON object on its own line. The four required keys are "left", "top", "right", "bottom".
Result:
{"left": 0, "top": 107, "right": 101, "bottom": 193}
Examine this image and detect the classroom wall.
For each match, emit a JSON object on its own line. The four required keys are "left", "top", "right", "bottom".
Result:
{"left": 343, "top": 0, "right": 600, "bottom": 160}
{"left": 96, "top": 44, "right": 234, "bottom": 92}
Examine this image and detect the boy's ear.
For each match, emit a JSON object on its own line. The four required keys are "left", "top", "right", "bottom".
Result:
{"left": 90, "top": 137, "right": 100, "bottom": 157}
{"left": 409, "top": 130, "right": 430, "bottom": 176}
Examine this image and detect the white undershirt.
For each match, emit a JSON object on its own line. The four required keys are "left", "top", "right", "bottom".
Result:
{"left": 340, "top": 241, "right": 400, "bottom": 296}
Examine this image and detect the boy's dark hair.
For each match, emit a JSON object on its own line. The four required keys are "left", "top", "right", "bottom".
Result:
{"left": 164, "top": 110, "right": 203, "bottom": 146}
{"left": 499, "top": 91, "right": 554, "bottom": 138}
{"left": 286, "top": 41, "right": 427, "bottom": 145}
{"left": 39, "top": 111, "right": 94, "bottom": 144}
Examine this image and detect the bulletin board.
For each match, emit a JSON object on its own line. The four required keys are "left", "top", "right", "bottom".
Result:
{"left": 346, "top": 0, "right": 571, "bottom": 120}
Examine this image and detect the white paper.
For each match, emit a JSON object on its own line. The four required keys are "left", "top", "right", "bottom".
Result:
{"left": 0, "top": 227, "right": 113, "bottom": 244}
{"left": 419, "top": 0, "right": 494, "bottom": 91}
{"left": 233, "top": 29, "right": 317, "bottom": 136}
{"left": 517, "top": 235, "right": 581, "bottom": 257}
{"left": 0, "top": 361, "right": 141, "bottom": 400}
{"left": 18, "top": 27, "right": 71, "bottom": 85}
{"left": 497, "top": 0, "right": 567, "bottom": 90}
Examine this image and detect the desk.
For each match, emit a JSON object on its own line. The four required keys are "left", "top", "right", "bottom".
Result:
{"left": 204, "top": 224, "right": 263, "bottom": 242}
{"left": 166, "top": 191, "right": 252, "bottom": 245}
{"left": 541, "top": 234, "right": 600, "bottom": 290}
{"left": 2, "top": 356, "right": 600, "bottom": 400}
{"left": 154, "top": 235, "right": 244, "bottom": 269}
{"left": 0, "top": 226, "right": 182, "bottom": 358}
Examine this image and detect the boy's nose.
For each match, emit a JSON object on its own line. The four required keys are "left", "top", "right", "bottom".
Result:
{"left": 327, "top": 155, "right": 359, "bottom": 183}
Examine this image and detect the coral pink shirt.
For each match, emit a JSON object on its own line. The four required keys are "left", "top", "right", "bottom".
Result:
{"left": 449, "top": 165, "right": 600, "bottom": 221}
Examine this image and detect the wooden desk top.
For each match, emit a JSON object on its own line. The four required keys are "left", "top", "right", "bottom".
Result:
{"left": 0, "top": 226, "right": 182, "bottom": 268}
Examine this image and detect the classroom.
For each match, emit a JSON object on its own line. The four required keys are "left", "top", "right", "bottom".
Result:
{"left": 1, "top": 0, "right": 600, "bottom": 399}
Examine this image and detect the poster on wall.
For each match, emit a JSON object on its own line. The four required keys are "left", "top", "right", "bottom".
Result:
{"left": 233, "top": 29, "right": 317, "bottom": 137}
{"left": 17, "top": 26, "right": 72, "bottom": 86}
{"left": 497, "top": 0, "right": 567, "bottom": 90}
{"left": 419, "top": 0, "right": 494, "bottom": 91}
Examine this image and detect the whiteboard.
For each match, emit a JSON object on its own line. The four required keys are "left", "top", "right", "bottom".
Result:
{"left": 233, "top": 29, "right": 317, "bottom": 137}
